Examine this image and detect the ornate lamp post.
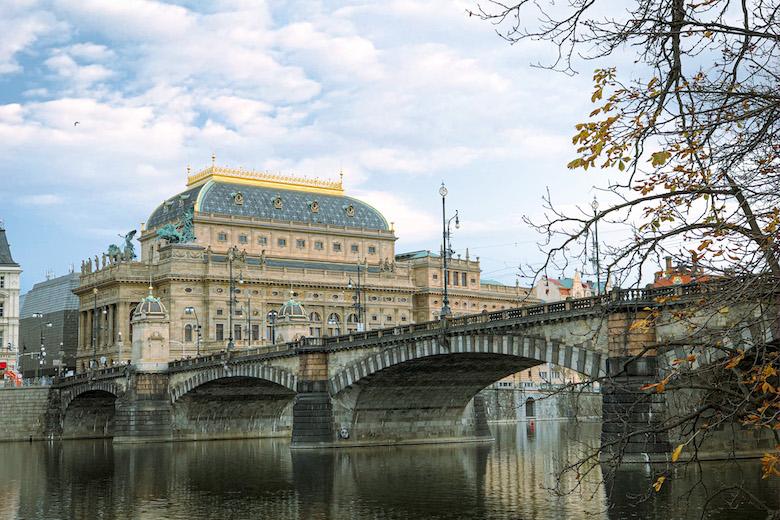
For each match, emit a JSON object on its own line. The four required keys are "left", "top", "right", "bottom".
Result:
{"left": 184, "top": 307, "right": 201, "bottom": 357}
{"left": 591, "top": 196, "right": 601, "bottom": 296}
{"left": 226, "top": 246, "right": 245, "bottom": 351}
{"left": 91, "top": 288, "right": 98, "bottom": 369}
{"left": 347, "top": 260, "right": 364, "bottom": 332}
{"left": 439, "top": 182, "right": 459, "bottom": 319}
{"left": 267, "top": 310, "right": 278, "bottom": 344}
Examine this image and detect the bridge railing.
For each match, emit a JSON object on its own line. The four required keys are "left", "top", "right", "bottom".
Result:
{"left": 161, "top": 276, "right": 774, "bottom": 367}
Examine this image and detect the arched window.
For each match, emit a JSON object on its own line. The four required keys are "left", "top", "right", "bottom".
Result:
{"left": 327, "top": 313, "right": 341, "bottom": 336}
{"left": 346, "top": 313, "right": 358, "bottom": 323}
{"left": 525, "top": 397, "right": 535, "bottom": 418}
{"left": 184, "top": 324, "right": 193, "bottom": 342}
{"left": 309, "top": 312, "right": 322, "bottom": 337}
{"left": 309, "top": 312, "right": 322, "bottom": 322}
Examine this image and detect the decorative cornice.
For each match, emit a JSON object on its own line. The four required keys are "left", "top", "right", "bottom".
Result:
{"left": 186, "top": 164, "right": 344, "bottom": 195}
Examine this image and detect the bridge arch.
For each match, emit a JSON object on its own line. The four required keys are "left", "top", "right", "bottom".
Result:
{"left": 328, "top": 333, "right": 605, "bottom": 395}
{"left": 60, "top": 382, "right": 123, "bottom": 439}
{"left": 169, "top": 362, "right": 298, "bottom": 441}
{"left": 169, "top": 363, "right": 297, "bottom": 402}
{"left": 61, "top": 381, "right": 123, "bottom": 412}
{"left": 326, "top": 333, "right": 606, "bottom": 443}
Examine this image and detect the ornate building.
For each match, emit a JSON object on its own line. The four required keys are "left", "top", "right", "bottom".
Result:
{"left": 0, "top": 223, "right": 21, "bottom": 374}
{"left": 74, "top": 162, "right": 536, "bottom": 372}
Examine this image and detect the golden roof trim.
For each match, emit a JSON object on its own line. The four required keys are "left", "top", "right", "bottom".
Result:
{"left": 187, "top": 164, "right": 344, "bottom": 195}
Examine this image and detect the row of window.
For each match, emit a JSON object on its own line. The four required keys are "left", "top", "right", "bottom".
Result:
{"left": 216, "top": 232, "right": 378, "bottom": 255}
{"left": 0, "top": 275, "right": 4, "bottom": 288}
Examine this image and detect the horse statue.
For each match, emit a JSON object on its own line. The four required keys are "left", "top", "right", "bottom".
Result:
{"left": 156, "top": 224, "right": 183, "bottom": 243}
{"left": 107, "top": 230, "right": 137, "bottom": 261}
{"left": 156, "top": 209, "right": 195, "bottom": 244}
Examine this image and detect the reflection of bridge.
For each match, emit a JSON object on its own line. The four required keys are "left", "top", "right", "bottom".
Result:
{"left": 48, "top": 283, "right": 774, "bottom": 460}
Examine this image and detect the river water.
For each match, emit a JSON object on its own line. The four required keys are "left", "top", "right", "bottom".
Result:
{"left": 0, "top": 423, "right": 777, "bottom": 520}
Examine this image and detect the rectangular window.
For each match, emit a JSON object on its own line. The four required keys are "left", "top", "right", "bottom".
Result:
{"left": 258, "top": 236, "right": 268, "bottom": 246}
{"left": 216, "top": 309, "right": 223, "bottom": 316}
{"left": 217, "top": 232, "right": 227, "bottom": 242}
{"left": 368, "top": 246, "right": 376, "bottom": 255}
{"left": 251, "top": 324, "right": 260, "bottom": 341}
{"left": 238, "top": 234, "right": 248, "bottom": 244}
{"left": 333, "top": 243, "right": 342, "bottom": 252}
{"left": 351, "top": 244, "right": 359, "bottom": 253}
{"left": 453, "top": 271, "right": 459, "bottom": 286}
{"left": 432, "top": 273, "right": 438, "bottom": 280}
{"left": 234, "top": 324, "right": 242, "bottom": 340}
{"left": 296, "top": 239, "right": 306, "bottom": 249}
{"left": 471, "top": 278, "right": 476, "bottom": 284}
{"left": 235, "top": 309, "right": 242, "bottom": 316}
{"left": 278, "top": 238, "right": 287, "bottom": 247}
{"left": 0, "top": 276, "right": 4, "bottom": 288}
{"left": 216, "top": 323, "right": 224, "bottom": 341}
{"left": 0, "top": 303, "right": 4, "bottom": 317}
{"left": 462, "top": 272, "right": 467, "bottom": 286}
{"left": 314, "top": 241, "right": 324, "bottom": 250}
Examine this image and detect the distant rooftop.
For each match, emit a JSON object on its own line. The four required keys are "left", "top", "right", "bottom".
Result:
{"left": 395, "top": 250, "right": 440, "bottom": 261}
{"left": 480, "top": 278, "right": 506, "bottom": 286}
{"left": 0, "top": 226, "right": 18, "bottom": 267}
{"left": 20, "top": 273, "right": 80, "bottom": 318}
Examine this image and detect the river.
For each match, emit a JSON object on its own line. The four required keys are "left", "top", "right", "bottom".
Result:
{"left": 0, "top": 422, "right": 777, "bottom": 519}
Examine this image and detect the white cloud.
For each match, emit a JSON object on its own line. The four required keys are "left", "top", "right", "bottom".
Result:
{"left": 0, "top": 7, "right": 61, "bottom": 74}
{"left": 44, "top": 53, "right": 114, "bottom": 86}
{"left": 18, "top": 193, "right": 63, "bottom": 206}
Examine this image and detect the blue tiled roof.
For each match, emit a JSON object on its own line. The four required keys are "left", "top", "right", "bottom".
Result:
{"left": 147, "top": 180, "right": 389, "bottom": 231}
{"left": 146, "top": 186, "right": 204, "bottom": 229}
{"left": 480, "top": 278, "right": 506, "bottom": 286}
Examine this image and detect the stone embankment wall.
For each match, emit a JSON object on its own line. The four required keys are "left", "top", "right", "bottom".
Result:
{"left": 0, "top": 388, "right": 51, "bottom": 442}
{"left": 480, "top": 387, "right": 602, "bottom": 423}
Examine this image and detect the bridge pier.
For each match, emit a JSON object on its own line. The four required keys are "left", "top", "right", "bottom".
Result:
{"left": 114, "top": 373, "right": 172, "bottom": 443}
{"left": 601, "top": 310, "right": 670, "bottom": 463}
{"left": 291, "top": 349, "right": 334, "bottom": 447}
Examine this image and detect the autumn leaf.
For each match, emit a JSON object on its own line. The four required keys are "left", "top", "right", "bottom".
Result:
{"left": 671, "top": 444, "right": 684, "bottom": 462}
{"left": 725, "top": 351, "right": 745, "bottom": 369}
{"left": 653, "top": 476, "right": 667, "bottom": 492}
{"left": 650, "top": 151, "right": 672, "bottom": 167}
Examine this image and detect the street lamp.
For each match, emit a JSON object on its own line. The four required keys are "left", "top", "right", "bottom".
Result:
{"left": 591, "top": 196, "right": 601, "bottom": 296}
{"left": 35, "top": 322, "right": 50, "bottom": 380}
{"left": 91, "top": 287, "right": 98, "bottom": 369}
{"left": 184, "top": 306, "right": 201, "bottom": 357}
{"left": 347, "top": 260, "right": 365, "bottom": 332}
{"left": 267, "top": 310, "right": 278, "bottom": 344}
{"left": 439, "top": 182, "right": 459, "bottom": 319}
{"left": 226, "top": 246, "right": 245, "bottom": 351}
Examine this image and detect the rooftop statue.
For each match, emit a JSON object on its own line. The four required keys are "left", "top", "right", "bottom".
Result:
{"left": 156, "top": 209, "right": 195, "bottom": 244}
{"left": 108, "top": 230, "right": 137, "bottom": 261}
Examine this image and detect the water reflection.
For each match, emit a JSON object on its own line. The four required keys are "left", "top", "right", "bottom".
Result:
{"left": 0, "top": 423, "right": 776, "bottom": 520}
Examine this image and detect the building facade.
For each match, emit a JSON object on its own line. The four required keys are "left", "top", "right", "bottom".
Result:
{"left": 74, "top": 163, "right": 535, "bottom": 372}
{"left": 0, "top": 224, "right": 21, "bottom": 374}
{"left": 19, "top": 272, "right": 80, "bottom": 378}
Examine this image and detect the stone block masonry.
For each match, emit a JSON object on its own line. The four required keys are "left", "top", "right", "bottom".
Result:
{"left": 0, "top": 388, "right": 51, "bottom": 442}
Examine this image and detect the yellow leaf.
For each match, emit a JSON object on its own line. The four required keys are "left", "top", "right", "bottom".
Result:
{"left": 672, "top": 444, "right": 684, "bottom": 462}
{"left": 653, "top": 476, "right": 666, "bottom": 492}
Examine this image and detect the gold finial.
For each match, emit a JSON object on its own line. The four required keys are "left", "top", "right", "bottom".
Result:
{"left": 211, "top": 153, "right": 216, "bottom": 168}
{"left": 338, "top": 169, "right": 344, "bottom": 188}
{"left": 187, "top": 164, "right": 191, "bottom": 175}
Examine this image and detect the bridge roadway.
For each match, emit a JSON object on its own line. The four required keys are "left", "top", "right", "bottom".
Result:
{"left": 46, "top": 282, "right": 775, "bottom": 460}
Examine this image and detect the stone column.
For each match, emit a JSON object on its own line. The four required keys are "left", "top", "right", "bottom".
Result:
{"left": 291, "top": 346, "right": 333, "bottom": 447}
{"left": 601, "top": 310, "right": 670, "bottom": 463}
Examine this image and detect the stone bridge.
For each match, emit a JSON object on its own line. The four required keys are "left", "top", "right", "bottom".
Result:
{"left": 46, "top": 282, "right": 776, "bottom": 460}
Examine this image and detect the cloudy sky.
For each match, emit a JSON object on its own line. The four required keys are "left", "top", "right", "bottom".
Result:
{"left": 1, "top": 0, "right": 605, "bottom": 292}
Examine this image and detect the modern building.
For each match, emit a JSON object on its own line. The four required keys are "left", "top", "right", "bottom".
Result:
{"left": 0, "top": 223, "right": 21, "bottom": 374}
{"left": 74, "top": 162, "right": 536, "bottom": 372}
{"left": 19, "top": 272, "right": 80, "bottom": 378}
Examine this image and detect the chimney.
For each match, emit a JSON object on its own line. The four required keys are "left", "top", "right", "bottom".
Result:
{"left": 665, "top": 256, "right": 673, "bottom": 273}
